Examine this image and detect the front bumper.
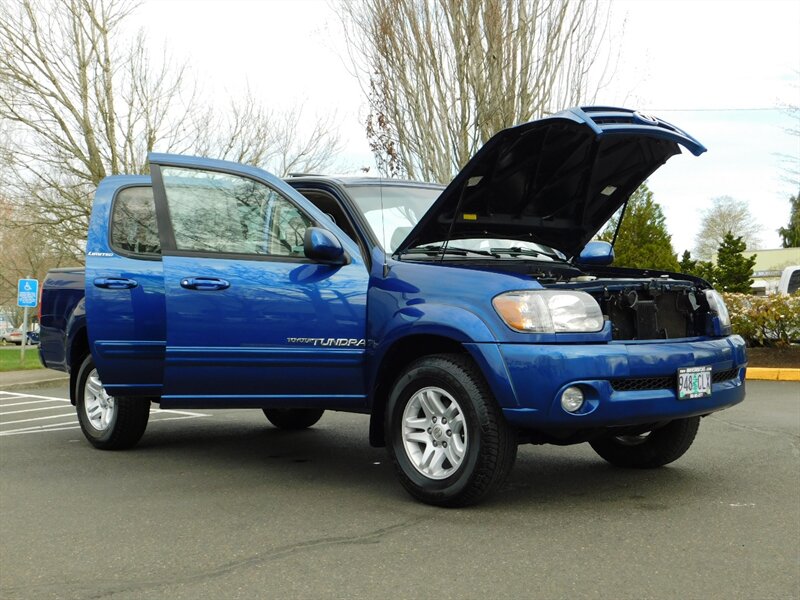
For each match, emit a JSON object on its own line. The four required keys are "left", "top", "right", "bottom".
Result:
{"left": 492, "top": 335, "right": 747, "bottom": 429}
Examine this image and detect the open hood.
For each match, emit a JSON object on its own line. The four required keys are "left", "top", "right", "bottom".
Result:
{"left": 394, "top": 106, "right": 706, "bottom": 258}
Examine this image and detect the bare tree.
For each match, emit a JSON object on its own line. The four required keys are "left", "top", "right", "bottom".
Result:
{"left": 0, "top": 0, "right": 191, "bottom": 256}
{"left": 338, "top": 0, "right": 617, "bottom": 181}
{"left": 0, "top": 0, "right": 341, "bottom": 262}
{"left": 778, "top": 75, "right": 799, "bottom": 187}
{"left": 193, "top": 92, "right": 342, "bottom": 175}
{"left": 0, "top": 198, "right": 73, "bottom": 325}
{"left": 694, "top": 196, "right": 762, "bottom": 259}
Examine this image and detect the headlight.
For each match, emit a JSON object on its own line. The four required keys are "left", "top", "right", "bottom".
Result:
{"left": 704, "top": 289, "right": 731, "bottom": 328}
{"left": 492, "top": 290, "right": 604, "bottom": 333}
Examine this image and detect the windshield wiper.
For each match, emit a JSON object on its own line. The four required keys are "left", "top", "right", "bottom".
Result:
{"left": 489, "top": 246, "right": 565, "bottom": 261}
{"left": 402, "top": 244, "right": 500, "bottom": 258}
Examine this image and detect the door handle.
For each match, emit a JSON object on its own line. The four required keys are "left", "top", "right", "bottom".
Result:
{"left": 93, "top": 277, "right": 138, "bottom": 289}
{"left": 180, "top": 277, "right": 230, "bottom": 291}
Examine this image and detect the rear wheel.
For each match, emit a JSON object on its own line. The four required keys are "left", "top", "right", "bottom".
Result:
{"left": 589, "top": 417, "right": 701, "bottom": 468}
{"left": 75, "top": 355, "right": 150, "bottom": 450}
{"left": 262, "top": 408, "right": 324, "bottom": 430}
{"left": 386, "top": 354, "right": 517, "bottom": 507}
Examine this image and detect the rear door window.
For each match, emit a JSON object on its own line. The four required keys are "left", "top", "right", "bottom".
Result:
{"left": 110, "top": 187, "right": 161, "bottom": 257}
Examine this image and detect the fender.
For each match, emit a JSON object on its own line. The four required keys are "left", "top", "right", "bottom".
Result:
{"left": 368, "top": 303, "right": 518, "bottom": 409}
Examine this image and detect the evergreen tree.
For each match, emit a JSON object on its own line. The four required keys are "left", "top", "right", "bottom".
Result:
{"left": 678, "top": 250, "right": 697, "bottom": 274}
{"left": 778, "top": 190, "right": 800, "bottom": 248}
{"left": 715, "top": 233, "right": 757, "bottom": 293}
{"left": 694, "top": 261, "right": 718, "bottom": 285}
{"left": 600, "top": 183, "right": 680, "bottom": 271}
{"left": 677, "top": 249, "right": 716, "bottom": 284}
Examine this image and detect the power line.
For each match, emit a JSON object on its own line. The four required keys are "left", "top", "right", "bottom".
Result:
{"left": 646, "top": 107, "right": 788, "bottom": 112}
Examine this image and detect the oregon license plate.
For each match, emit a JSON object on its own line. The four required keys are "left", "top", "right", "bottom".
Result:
{"left": 677, "top": 366, "right": 712, "bottom": 399}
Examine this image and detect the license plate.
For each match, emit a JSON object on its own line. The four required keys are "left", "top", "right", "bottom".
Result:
{"left": 677, "top": 366, "right": 712, "bottom": 399}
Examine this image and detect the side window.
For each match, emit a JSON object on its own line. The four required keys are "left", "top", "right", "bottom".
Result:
{"left": 161, "top": 167, "right": 312, "bottom": 257}
{"left": 788, "top": 270, "right": 800, "bottom": 294}
{"left": 110, "top": 187, "right": 161, "bottom": 257}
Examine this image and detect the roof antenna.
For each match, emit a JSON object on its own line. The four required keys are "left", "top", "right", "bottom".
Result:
{"left": 379, "top": 174, "right": 389, "bottom": 277}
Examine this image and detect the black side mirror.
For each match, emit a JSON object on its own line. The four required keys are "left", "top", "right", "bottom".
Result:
{"left": 303, "top": 227, "right": 346, "bottom": 264}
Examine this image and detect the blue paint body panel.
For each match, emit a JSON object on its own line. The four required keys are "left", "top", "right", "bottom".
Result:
{"left": 158, "top": 254, "right": 368, "bottom": 409}
{"left": 497, "top": 336, "right": 746, "bottom": 427}
{"left": 39, "top": 107, "right": 747, "bottom": 441}
{"left": 85, "top": 176, "right": 166, "bottom": 396}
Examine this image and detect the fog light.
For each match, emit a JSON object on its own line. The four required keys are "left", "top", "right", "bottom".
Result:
{"left": 561, "top": 386, "right": 584, "bottom": 413}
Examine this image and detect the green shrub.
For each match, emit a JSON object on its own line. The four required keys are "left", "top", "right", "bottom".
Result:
{"left": 723, "top": 292, "right": 800, "bottom": 347}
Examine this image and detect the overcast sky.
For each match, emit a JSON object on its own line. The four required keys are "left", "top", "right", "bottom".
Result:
{"left": 127, "top": 0, "right": 800, "bottom": 255}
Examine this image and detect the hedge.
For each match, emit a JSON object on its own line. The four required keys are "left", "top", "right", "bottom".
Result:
{"left": 723, "top": 292, "right": 800, "bottom": 347}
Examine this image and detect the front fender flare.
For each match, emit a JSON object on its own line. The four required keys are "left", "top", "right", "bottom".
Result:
{"left": 370, "top": 303, "right": 519, "bottom": 409}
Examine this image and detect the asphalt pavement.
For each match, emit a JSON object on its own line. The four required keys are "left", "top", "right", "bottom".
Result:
{"left": 1, "top": 380, "right": 798, "bottom": 599}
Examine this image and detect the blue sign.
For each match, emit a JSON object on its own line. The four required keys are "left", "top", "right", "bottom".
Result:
{"left": 17, "top": 279, "right": 38, "bottom": 308}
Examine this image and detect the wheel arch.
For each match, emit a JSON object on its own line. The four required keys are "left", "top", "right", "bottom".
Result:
{"left": 367, "top": 333, "right": 518, "bottom": 447}
{"left": 369, "top": 334, "right": 465, "bottom": 447}
{"left": 67, "top": 325, "right": 90, "bottom": 406}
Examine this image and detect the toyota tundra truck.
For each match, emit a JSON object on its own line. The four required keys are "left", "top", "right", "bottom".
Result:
{"left": 39, "top": 106, "right": 747, "bottom": 506}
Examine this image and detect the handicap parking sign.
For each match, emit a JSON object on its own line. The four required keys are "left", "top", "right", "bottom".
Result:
{"left": 17, "top": 279, "right": 38, "bottom": 308}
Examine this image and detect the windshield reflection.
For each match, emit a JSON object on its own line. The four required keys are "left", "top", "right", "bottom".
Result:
{"left": 346, "top": 183, "right": 563, "bottom": 259}
{"left": 346, "top": 184, "right": 441, "bottom": 252}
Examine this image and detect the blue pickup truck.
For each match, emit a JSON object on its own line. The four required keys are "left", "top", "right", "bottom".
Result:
{"left": 40, "top": 107, "right": 746, "bottom": 506}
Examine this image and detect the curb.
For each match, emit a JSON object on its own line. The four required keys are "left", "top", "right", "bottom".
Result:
{"left": 0, "top": 372, "right": 69, "bottom": 391}
{"left": 746, "top": 368, "right": 800, "bottom": 382}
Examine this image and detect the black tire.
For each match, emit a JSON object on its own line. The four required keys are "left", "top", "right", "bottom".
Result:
{"left": 589, "top": 417, "right": 701, "bottom": 468}
{"left": 75, "top": 355, "right": 150, "bottom": 450}
{"left": 385, "top": 354, "right": 517, "bottom": 507}
{"left": 263, "top": 408, "right": 324, "bottom": 430}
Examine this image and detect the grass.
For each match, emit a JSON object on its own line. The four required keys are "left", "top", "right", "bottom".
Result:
{"left": 0, "top": 347, "right": 44, "bottom": 372}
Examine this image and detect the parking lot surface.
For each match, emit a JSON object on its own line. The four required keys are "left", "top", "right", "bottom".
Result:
{"left": 1, "top": 381, "right": 798, "bottom": 599}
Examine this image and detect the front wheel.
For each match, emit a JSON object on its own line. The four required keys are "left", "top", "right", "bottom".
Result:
{"left": 386, "top": 354, "right": 517, "bottom": 507}
{"left": 589, "top": 417, "right": 701, "bottom": 468}
{"left": 75, "top": 355, "right": 150, "bottom": 450}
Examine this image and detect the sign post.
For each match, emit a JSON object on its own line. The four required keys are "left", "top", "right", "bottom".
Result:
{"left": 17, "top": 278, "right": 38, "bottom": 363}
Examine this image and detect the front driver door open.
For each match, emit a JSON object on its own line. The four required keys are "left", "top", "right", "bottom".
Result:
{"left": 149, "top": 154, "right": 369, "bottom": 410}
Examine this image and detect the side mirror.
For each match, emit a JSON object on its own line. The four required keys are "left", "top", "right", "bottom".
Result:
{"left": 577, "top": 241, "right": 614, "bottom": 266}
{"left": 304, "top": 227, "right": 346, "bottom": 264}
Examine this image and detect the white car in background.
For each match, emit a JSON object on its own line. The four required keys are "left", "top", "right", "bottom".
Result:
{"left": 778, "top": 265, "right": 800, "bottom": 295}
{"left": 1, "top": 325, "right": 40, "bottom": 345}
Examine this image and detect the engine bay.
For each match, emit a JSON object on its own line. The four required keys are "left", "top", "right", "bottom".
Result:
{"left": 545, "top": 271, "right": 711, "bottom": 341}
{"left": 554, "top": 278, "right": 708, "bottom": 340}
{"left": 447, "top": 258, "right": 712, "bottom": 340}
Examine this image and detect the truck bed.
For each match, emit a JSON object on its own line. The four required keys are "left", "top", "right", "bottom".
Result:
{"left": 40, "top": 267, "right": 86, "bottom": 373}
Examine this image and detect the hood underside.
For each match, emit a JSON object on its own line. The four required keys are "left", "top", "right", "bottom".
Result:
{"left": 395, "top": 106, "right": 706, "bottom": 258}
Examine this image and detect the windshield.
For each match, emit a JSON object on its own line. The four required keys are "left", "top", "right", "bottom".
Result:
{"left": 406, "top": 238, "right": 565, "bottom": 261}
{"left": 346, "top": 183, "right": 563, "bottom": 259}
{"left": 346, "top": 184, "right": 441, "bottom": 252}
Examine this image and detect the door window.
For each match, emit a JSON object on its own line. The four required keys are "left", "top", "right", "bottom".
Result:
{"left": 161, "top": 167, "right": 312, "bottom": 257}
{"left": 110, "top": 187, "right": 161, "bottom": 257}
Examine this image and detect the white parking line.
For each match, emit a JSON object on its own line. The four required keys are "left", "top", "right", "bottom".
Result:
{"left": 0, "top": 391, "right": 70, "bottom": 401}
{"left": 1, "top": 405, "right": 75, "bottom": 415}
{"left": 1, "top": 425, "right": 82, "bottom": 436}
{"left": 0, "top": 391, "right": 210, "bottom": 437}
{"left": 3, "top": 420, "right": 81, "bottom": 433}
{"left": 0, "top": 398, "right": 71, "bottom": 408}
{"left": 2, "top": 413, "right": 77, "bottom": 425}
